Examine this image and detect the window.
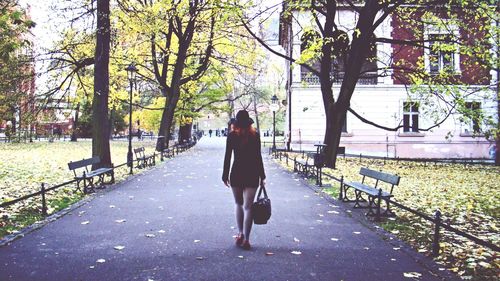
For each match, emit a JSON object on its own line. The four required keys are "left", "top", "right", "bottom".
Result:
{"left": 300, "top": 30, "right": 321, "bottom": 84}
{"left": 428, "top": 34, "right": 455, "bottom": 74}
{"left": 403, "top": 102, "right": 419, "bottom": 132}
{"left": 463, "top": 102, "right": 481, "bottom": 134}
{"left": 424, "top": 21, "right": 460, "bottom": 74}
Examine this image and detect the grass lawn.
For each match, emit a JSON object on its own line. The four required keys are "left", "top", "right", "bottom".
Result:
{"left": 0, "top": 139, "right": 158, "bottom": 238}
{"left": 275, "top": 153, "right": 499, "bottom": 281}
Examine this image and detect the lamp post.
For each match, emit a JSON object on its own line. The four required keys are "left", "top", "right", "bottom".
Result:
{"left": 126, "top": 63, "right": 138, "bottom": 174}
{"left": 270, "top": 94, "right": 279, "bottom": 151}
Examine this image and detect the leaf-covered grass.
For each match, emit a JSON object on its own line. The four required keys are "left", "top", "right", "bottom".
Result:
{"left": 275, "top": 153, "right": 499, "bottom": 281}
{"left": 0, "top": 140, "right": 158, "bottom": 238}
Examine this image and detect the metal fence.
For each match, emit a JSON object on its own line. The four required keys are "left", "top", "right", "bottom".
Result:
{"left": 0, "top": 141, "right": 197, "bottom": 220}
{"left": 272, "top": 149, "right": 500, "bottom": 256}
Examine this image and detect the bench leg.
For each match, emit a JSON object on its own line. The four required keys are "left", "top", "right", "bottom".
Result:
{"left": 375, "top": 191, "right": 382, "bottom": 222}
{"left": 85, "top": 178, "right": 96, "bottom": 194}
{"left": 365, "top": 196, "right": 376, "bottom": 216}
{"left": 341, "top": 185, "right": 355, "bottom": 202}
{"left": 353, "top": 190, "right": 367, "bottom": 208}
{"left": 382, "top": 199, "right": 396, "bottom": 217}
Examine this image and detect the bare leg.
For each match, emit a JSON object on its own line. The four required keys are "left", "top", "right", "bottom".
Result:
{"left": 242, "top": 187, "right": 258, "bottom": 242}
{"left": 231, "top": 187, "right": 244, "bottom": 236}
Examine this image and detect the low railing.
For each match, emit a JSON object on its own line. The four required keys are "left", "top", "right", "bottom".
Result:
{"left": 272, "top": 149, "right": 500, "bottom": 257}
{"left": 300, "top": 71, "right": 378, "bottom": 85}
{"left": 0, "top": 142, "right": 197, "bottom": 228}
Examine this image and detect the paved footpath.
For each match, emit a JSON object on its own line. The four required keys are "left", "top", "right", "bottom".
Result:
{"left": 0, "top": 137, "right": 457, "bottom": 281}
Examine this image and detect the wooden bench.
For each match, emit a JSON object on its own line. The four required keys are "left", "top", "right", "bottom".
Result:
{"left": 294, "top": 153, "right": 323, "bottom": 185}
{"left": 294, "top": 153, "right": 312, "bottom": 177}
{"left": 133, "top": 147, "right": 156, "bottom": 168}
{"left": 341, "top": 167, "right": 400, "bottom": 221}
{"left": 68, "top": 156, "right": 115, "bottom": 194}
{"left": 162, "top": 147, "right": 174, "bottom": 159}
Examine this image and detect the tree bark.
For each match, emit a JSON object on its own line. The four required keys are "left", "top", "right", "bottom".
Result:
{"left": 323, "top": 0, "right": 381, "bottom": 168}
{"left": 156, "top": 94, "right": 178, "bottom": 151}
{"left": 91, "top": 0, "right": 111, "bottom": 169}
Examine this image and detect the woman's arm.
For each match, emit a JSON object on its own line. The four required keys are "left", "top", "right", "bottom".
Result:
{"left": 222, "top": 134, "right": 232, "bottom": 186}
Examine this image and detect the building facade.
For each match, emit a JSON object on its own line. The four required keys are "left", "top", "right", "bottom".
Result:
{"left": 279, "top": 3, "right": 498, "bottom": 158}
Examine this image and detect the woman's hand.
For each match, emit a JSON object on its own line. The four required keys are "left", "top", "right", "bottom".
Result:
{"left": 224, "top": 180, "right": 230, "bottom": 188}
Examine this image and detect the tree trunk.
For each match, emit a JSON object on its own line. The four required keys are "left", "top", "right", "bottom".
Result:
{"left": 91, "top": 0, "right": 111, "bottom": 169}
{"left": 71, "top": 103, "right": 79, "bottom": 142}
{"left": 324, "top": 103, "right": 346, "bottom": 168}
{"left": 323, "top": 0, "right": 381, "bottom": 168}
{"left": 178, "top": 123, "right": 193, "bottom": 143}
{"left": 156, "top": 96, "right": 178, "bottom": 151}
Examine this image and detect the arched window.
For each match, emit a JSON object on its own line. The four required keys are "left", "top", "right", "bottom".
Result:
{"left": 300, "top": 30, "right": 321, "bottom": 82}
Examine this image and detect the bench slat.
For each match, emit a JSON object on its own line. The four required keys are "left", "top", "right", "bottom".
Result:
{"left": 360, "top": 167, "right": 400, "bottom": 185}
{"left": 134, "top": 147, "right": 145, "bottom": 153}
{"left": 68, "top": 156, "right": 101, "bottom": 170}
{"left": 345, "top": 181, "right": 392, "bottom": 197}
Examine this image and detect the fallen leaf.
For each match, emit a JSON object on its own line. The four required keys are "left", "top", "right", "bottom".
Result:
{"left": 194, "top": 240, "right": 201, "bottom": 243}
{"left": 115, "top": 219, "right": 126, "bottom": 223}
{"left": 403, "top": 272, "right": 422, "bottom": 278}
{"left": 291, "top": 251, "right": 302, "bottom": 255}
{"left": 145, "top": 234, "right": 156, "bottom": 238}
{"left": 196, "top": 257, "right": 204, "bottom": 260}
{"left": 293, "top": 237, "right": 300, "bottom": 243}
{"left": 353, "top": 232, "right": 361, "bottom": 235}
{"left": 96, "top": 259, "right": 106, "bottom": 263}
{"left": 330, "top": 238, "right": 339, "bottom": 241}
{"left": 158, "top": 230, "right": 166, "bottom": 233}
{"left": 109, "top": 205, "right": 116, "bottom": 208}
{"left": 89, "top": 266, "right": 95, "bottom": 269}
{"left": 364, "top": 247, "right": 370, "bottom": 250}
{"left": 265, "top": 252, "right": 275, "bottom": 256}
{"left": 81, "top": 221, "right": 90, "bottom": 225}
{"left": 238, "top": 256, "right": 244, "bottom": 259}
{"left": 393, "top": 247, "right": 401, "bottom": 250}
{"left": 114, "top": 245, "right": 125, "bottom": 250}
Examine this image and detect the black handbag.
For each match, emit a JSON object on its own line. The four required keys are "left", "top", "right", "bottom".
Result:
{"left": 252, "top": 185, "right": 271, "bottom": 225}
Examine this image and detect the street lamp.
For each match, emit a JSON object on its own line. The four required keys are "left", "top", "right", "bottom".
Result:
{"left": 270, "top": 94, "right": 279, "bottom": 151}
{"left": 126, "top": 63, "right": 138, "bottom": 174}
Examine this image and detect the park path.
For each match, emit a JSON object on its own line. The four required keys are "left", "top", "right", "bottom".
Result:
{"left": 0, "top": 137, "right": 456, "bottom": 281}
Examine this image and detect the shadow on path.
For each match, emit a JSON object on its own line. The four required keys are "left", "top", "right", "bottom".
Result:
{"left": 0, "top": 137, "right": 456, "bottom": 281}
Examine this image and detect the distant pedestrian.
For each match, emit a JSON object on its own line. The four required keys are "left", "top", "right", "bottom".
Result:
{"left": 209, "top": 129, "right": 213, "bottom": 137}
{"left": 222, "top": 110, "right": 266, "bottom": 250}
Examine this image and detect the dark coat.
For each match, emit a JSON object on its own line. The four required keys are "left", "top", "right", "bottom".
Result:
{"left": 222, "top": 131, "right": 266, "bottom": 188}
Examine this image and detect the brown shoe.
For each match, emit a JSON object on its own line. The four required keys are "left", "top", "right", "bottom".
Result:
{"left": 241, "top": 240, "right": 251, "bottom": 250}
{"left": 235, "top": 234, "right": 244, "bottom": 246}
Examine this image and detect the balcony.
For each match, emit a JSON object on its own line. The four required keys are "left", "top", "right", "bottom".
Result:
{"left": 300, "top": 72, "right": 378, "bottom": 85}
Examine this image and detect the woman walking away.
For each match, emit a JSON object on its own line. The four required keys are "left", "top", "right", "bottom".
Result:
{"left": 222, "top": 110, "right": 266, "bottom": 250}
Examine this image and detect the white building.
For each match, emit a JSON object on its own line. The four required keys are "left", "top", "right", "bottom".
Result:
{"left": 278, "top": 2, "right": 497, "bottom": 158}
